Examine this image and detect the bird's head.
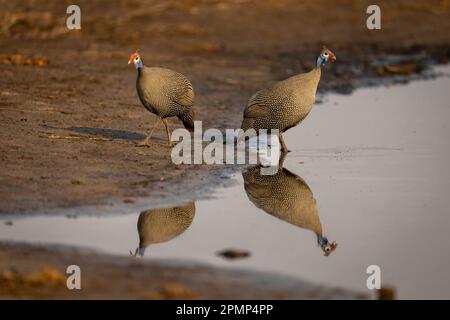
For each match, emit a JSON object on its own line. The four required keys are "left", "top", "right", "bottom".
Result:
{"left": 128, "top": 50, "right": 143, "bottom": 69}
{"left": 318, "top": 236, "right": 338, "bottom": 257}
{"left": 316, "top": 46, "right": 336, "bottom": 67}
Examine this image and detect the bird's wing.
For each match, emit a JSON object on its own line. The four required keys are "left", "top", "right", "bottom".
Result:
{"left": 243, "top": 88, "right": 272, "bottom": 118}
{"left": 167, "top": 71, "right": 194, "bottom": 108}
{"left": 173, "top": 80, "right": 194, "bottom": 107}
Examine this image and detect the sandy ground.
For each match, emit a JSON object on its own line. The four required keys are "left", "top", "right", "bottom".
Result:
{"left": 0, "top": 0, "right": 449, "bottom": 299}
{"left": 1, "top": 0, "right": 449, "bottom": 214}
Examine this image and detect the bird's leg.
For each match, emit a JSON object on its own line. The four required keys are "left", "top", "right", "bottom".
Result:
{"left": 147, "top": 117, "right": 162, "bottom": 141}
{"left": 162, "top": 118, "right": 174, "bottom": 147}
{"left": 279, "top": 132, "right": 290, "bottom": 153}
{"left": 138, "top": 117, "right": 161, "bottom": 147}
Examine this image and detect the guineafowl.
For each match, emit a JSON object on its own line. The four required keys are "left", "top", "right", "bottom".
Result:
{"left": 131, "top": 202, "right": 195, "bottom": 257}
{"left": 128, "top": 50, "right": 195, "bottom": 147}
{"left": 242, "top": 157, "right": 337, "bottom": 256}
{"left": 241, "top": 47, "right": 336, "bottom": 152}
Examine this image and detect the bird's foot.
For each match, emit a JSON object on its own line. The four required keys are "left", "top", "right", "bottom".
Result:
{"left": 135, "top": 139, "right": 175, "bottom": 148}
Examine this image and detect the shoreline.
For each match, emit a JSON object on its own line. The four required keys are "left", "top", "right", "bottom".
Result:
{"left": 1, "top": 1, "right": 450, "bottom": 215}
{"left": 0, "top": 61, "right": 447, "bottom": 219}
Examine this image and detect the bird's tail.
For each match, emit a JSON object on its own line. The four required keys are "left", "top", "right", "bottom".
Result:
{"left": 178, "top": 109, "right": 195, "bottom": 132}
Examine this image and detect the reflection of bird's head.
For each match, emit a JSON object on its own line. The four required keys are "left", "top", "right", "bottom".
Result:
{"left": 129, "top": 247, "right": 145, "bottom": 258}
{"left": 318, "top": 236, "right": 338, "bottom": 257}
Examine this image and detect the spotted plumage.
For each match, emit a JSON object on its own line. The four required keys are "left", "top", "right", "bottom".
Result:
{"left": 241, "top": 47, "right": 336, "bottom": 152}
{"left": 243, "top": 161, "right": 337, "bottom": 256}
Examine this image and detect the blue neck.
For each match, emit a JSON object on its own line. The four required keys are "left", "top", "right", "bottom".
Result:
{"left": 316, "top": 56, "right": 325, "bottom": 68}
{"left": 318, "top": 235, "right": 328, "bottom": 247}
{"left": 135, "top": 60, "right": 144, "bottom": 70}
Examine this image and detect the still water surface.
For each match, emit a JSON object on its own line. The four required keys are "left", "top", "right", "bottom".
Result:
{"left": 1, "top": 68, "right": 450, "bottom": 299}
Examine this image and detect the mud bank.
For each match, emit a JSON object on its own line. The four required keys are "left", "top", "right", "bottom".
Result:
{"left": 0, "top": 242, "right": 366, "bottom": 299}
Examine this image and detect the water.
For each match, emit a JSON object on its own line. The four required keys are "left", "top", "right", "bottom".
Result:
{"left": 1, "top": 67, "right": 450, "bottom": 299}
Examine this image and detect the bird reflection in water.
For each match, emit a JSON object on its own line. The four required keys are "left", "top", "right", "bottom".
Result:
{"left": 131, "top": 202, "right": 195, "bottom": 257}
{"left": 242, "top": 155, "right": 337, "bottom": 256}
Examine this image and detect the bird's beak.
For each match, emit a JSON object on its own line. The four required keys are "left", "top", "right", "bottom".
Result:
{"left": 331, "top": 55, "right": 337, "bottom": 61}
{"left": 322, "top": 241, "right": 338, "bottom": 256}
{"left": 128, "top": 59, "right": 133, "bottom": 65}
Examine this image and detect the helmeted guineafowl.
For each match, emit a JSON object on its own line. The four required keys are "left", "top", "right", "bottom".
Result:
{"left": 241, "top": 47, "right": 336, "bottom": 152}
{"left": 131, "top": 202, "right": 195, "bottom": 257}
{"left": 128, "top": 50, "right": 195, "bottom": 147}
{"left": 242, "top": 156, "right": 337, "bottom": 256}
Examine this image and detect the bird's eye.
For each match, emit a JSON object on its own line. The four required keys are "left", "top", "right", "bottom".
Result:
{"left": 323, "top": 52, "right": 329, "bottom": 56}
{"left": 325, "top": 247, "right": 330, "bottom": 251}
{"left": 135, "top": 57, "right": 139, "bottom": 60}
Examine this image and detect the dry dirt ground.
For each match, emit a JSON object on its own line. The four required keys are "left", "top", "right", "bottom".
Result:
{"left": 0, "top": 0, "right": 449, "bottom": 299}
{"left": 1, "top": 0, "right": 449, "bottom": 214}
